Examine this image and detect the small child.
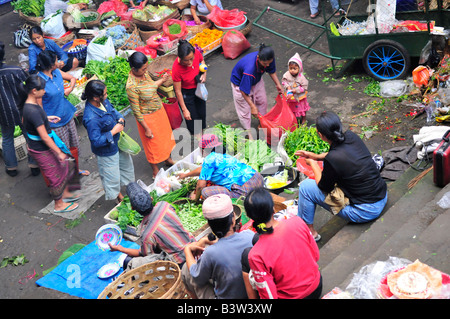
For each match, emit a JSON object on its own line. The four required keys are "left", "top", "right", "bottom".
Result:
{"left": 282, "top": 53, "right": 310, "bottom": 125}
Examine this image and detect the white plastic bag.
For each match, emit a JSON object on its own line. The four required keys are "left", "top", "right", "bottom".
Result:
{"left": 195, "top": 82, "right": 208, "bottom": 101}
{"left": 380, "top": 80, "right": 409, "bottom": 97}
{"left": 86, "top": 33, "right": 116, "bottom": 63}
{"left": 437, "top": 191, "right": 450, "bottom": 209}
{"left": 41, "top": 11, "right": 66, "bottom": 39}
{"left": 345, "top": 256, "right": 411, "bottom": 299}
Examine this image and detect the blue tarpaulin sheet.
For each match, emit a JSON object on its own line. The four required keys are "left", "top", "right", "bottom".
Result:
{"left": 36, "top": 240, "right": 139, "bottom": 299}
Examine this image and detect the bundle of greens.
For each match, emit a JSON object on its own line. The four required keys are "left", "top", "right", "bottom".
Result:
{"left": 172, "top": 201, "right": 206, "bottom": 233}
{"left": 149, "top": 179, "right": 197, "bottom": 205}
{"left": 70, "top": 9, "right": 98, "bottom": 23}
{"left": 82, "top": 57, "right": 131, "bottom": 110}
{"left": 239, "top": 139, "right": 278, "bottom": 172}
{"left": 109, "top": 197, "right": 143, "bottom": 231}
{"left": 212, "top": 123, "right": 245, "bottom": 154}
{"left": 11, "top": 0, "right": 45, "bottom": 17}
{"left": 284, "top": 125, "right": 330, "bottom": 162}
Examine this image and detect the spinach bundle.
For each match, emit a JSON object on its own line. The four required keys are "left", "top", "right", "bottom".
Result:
{"left": 284, "top": 125, "right": 330, "bottom": 162}
{"left": 12, "top": 0, "right": 45, "bottom": 17}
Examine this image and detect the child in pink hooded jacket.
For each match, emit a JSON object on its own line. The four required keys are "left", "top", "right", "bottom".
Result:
{"left": 282, "top": 53, "right": 310, "bottom": 125}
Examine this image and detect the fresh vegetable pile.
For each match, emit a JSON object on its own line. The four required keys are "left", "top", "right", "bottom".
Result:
{"left": 105, "top": 25, "right": 131, "bottom": 49}
{"left": 283, "top": 125, "right": 330, "bottom": 162}
{"left": 132, "top": 5, "right": 175, "bottom": 22}
{"left": 0, "top": 126, "right": 22, "bottom": 138}
{"left": 70, "top": 9, "right": 98, "bottom": 23}
{"left": 109, "top": 196, "right": 143, "bottom": 231}
{"left": 212, "top": 123, "right": 278, "bottom": 171}
{"left": 82, "top": 57, "right": 131, "bottom": 110}
{"left": 189, "top": 29, "right": 223, "bottom": 52}
{"left": 93, "top": 36, "right": 108, "bottom": 45}
{"left": 172, "top": 201, "right": 206, "bottom": 233}
{"left": 11, "top": 0, "right": 45, "bottom": 17}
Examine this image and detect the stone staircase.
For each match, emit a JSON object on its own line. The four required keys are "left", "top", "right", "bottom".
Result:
{"left": 316, "top": 166, "right": 450, "bottom": 297}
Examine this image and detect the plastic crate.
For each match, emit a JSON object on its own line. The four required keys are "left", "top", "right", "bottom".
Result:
{"left": 0, "top": 135, "right": 28, "bottom": 161}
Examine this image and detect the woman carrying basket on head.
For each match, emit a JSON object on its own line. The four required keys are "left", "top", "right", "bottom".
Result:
{"left": 21, "top": 74, "right": 81, "bottom": 213}
{"left": 126, "top": 52, "right": 176, "bottom": 179}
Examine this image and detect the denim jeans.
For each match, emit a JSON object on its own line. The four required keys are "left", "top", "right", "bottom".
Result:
{"left": 309, "top": 0, "right": 341, "bottom": 15}
{"left": 1, "top": 124, "right": 36, "bottom": 170}
{"left": 297, "top": 178, "right": 388, "bottom": 225}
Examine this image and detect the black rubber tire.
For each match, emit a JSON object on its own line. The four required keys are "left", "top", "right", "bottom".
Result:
{"left": 362, "top": 40, "right": 411, "bottom": 81}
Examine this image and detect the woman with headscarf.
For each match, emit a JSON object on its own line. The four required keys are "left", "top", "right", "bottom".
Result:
{"left": 177, "top": 134, "right": 264, "bottom": 200}
{"left": 126, "top": 51, "right": 175, "bottom": 178}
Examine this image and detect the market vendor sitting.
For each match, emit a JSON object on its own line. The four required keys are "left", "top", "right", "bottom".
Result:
{"left": 177, "top": 134, "right": 264, "bottom": 200}
{"left": 296, "top": 111, "right": 388, "bottom": 242}
{"left": 108, "top": 182, "right": 196, "bottom": 270}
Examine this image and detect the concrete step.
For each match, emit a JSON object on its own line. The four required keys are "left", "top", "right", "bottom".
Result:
{"left": 319, "top": 167, "right": 443, "bottom": 295}
{"left": 335, "top": 181, "right": 450, "bottom": 293}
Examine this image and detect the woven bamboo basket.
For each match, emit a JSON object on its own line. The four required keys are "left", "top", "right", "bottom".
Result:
{"left": 106, "top": 20, "right": 144, "bottom": 51}
{"left": 18, "top": 11, "right": 44, "bottom": 26}
{"left": 139, "top": 28, "right": 160, "bottom": 43}
{"left": 63, "top": 10, "right": 101, "bottom": 30}
{"left": 45, "top": 31, "right": 76, "bottom": 47}
{"left": 158, "top": 0, "right": 190, "bottom": 10}
{"left": 97, "top": 260, "right": 189, "bottom": 299}
{"left": 132, "top": 3, "right": 180, "bottom": 31}
{"left": 147, "top": 53, "right": 177, "bottom": 86}
{"left": 181, "top": 14, "right": 212, "bottom": 34}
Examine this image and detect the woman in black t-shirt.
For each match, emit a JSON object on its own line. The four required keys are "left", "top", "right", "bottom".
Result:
{"left": 21, "top": 74, "right": 80, "bottom": 213}
{"left": 296, "top": 111, "right": 388, "bottom": 241}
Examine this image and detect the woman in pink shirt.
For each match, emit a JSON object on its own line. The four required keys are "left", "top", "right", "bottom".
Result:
{"left": 244, "top": 188, "right": 322, "bottom": 299}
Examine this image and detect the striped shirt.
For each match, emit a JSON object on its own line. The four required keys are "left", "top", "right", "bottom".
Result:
{"left": 126, "top": 72, "right": 163, "bottom": 123}
{"left": 0, "top": 65, "right": 28, "bottom": 127}
{"left": 138, "top": 201, "right": 195, "bottom": 264}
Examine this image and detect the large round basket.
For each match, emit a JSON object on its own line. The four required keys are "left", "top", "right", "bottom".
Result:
{"left": 139, "top": 28, "right": 160, "bottom": 43}
{"left": 158, "top": 0, "right": 190, "bottom": 10}
{"left": 106, "top": 20, "right": 144, "bottom": 51}
{"left": 147, "top": 54, "right": 177, "bottom": 87}
{"left": 18, "top": 11, "right": 44, "bottom": 26}
{"left": 63, "top": 10, "right": 101, "bottom": 30}
{"left": 181, "top": 14, "right": 212, "bottom": 34}
{"left": 132, "top": 3, "right": 180, "bottom": 31}
{"left": 45, "top": 31, "right": 76, "bottom": 47}
{"left": 97, "top": 260, "right": 189, "bottom": 299}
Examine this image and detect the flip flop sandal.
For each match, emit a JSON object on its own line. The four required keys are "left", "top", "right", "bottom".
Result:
{"left": 54, "top": 202, "right": 79, "bottom": 213}
{"left": 310, "top": 12, "right": 320, "bottom": 19}
{"left": 79, "top": 170, "right": 90, "bottom": 176}
{"left": 63, "top": 195, "right": 81, "bottom": 203}
{"left": 314, "top": 234, "right": 322, "bottom": 242}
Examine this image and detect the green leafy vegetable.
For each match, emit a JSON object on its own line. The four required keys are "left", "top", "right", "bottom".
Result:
{"left": 172, "top": 201, "right": 206, "bottom": 233}
{"left": 284, "top": 125, "right": 330, "bottom": 162}
{"left": 11, "top": 0, "right": 45, "bottom": 17}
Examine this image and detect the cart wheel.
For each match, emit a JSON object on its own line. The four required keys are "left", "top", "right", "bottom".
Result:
{"left": 363, "top": 40, "right": 410, "bottom": 81}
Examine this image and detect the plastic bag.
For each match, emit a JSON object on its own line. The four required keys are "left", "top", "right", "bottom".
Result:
{"left": 162, "top": 19, "right": 188, "bottom": 41}
{"left": 135, "top": 45, "right": 157, "bottom": 58}
{"left": 258, "top": 95, "right": 298, "bottom": 145}
{"left": 222, "top": 29, "right": 251, "bottom": 59}
{"left": 161, "top": 96, "right": 182, "bottom": 130}
{"left": 146, "top": 33, "right": 171, "bottom": 49}
{"left": 412, "top": 65, "right": 431, "bottom": 87}
{"left": 41, "top": 11, "right": 66, "bottom": 39}
{"left": 118, "top": 131, "right": 141, "bottom": 155}
{"left": 437, "top": 191, "right": 450, "bottom": 209}
{"left": 97, "top": 0, "right": 128, "bottom": 16}
{"left": 296, "top": 157, "right": 323, "bottom": 180}
{"left": 86, "top": 33, "right": 116, "bottom": 63}
{"left": 195, "top": 82, "right": 208, "bottom": 101}
{"left": 207, "top": 7, "right": 246, "bottom": 28}
{"left": 345, "top": 256, "right": 412, "bottom": 299}
{"left": 379, "top": 80, "right": 409, "bottom": 97}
